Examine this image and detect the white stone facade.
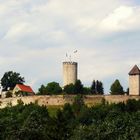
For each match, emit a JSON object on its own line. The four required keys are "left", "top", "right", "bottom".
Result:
{"left": 129, "top": 75, "right": 140, "bottom": 95}
{"left": 63, "top": 62, "right": 77, "bottom": 87}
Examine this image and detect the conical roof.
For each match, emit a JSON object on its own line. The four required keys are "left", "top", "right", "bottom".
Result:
{"left": 129, "top": 65, "right": 140, "bottom": 75}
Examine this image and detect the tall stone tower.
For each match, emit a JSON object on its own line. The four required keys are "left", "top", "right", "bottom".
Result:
{"left": 63, "top": 62, "right": 78, "bottom": 87}
{"left": 129, "top": 65, "right": 140, "bottom": 96}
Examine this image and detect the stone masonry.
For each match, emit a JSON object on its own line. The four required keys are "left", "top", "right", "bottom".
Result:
{"left": 129, "top": 65, "right": 140, "bottom": 96}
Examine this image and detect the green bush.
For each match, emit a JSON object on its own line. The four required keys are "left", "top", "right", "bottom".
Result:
{"left": 63, "top": 84, "right": 75, "bottom": 94}
{"left": 0, "top": 99, "right": 140, "bottom": 140}
{"left": 38, "top": 82, "right": 62, "bottom": 95}
{"left": 6, "top": 91, "right": 12, "bottom": 98}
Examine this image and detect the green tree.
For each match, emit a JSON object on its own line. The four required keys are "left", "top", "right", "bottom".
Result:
{"left": 96, "top": 81, "right": 104, "bottom": 95}
{"left": 46, "top": 82, "right": 62, "bottom": 95}
{"left": 38, "top": 85, "right": 47, "bottom": 95}
{"left": 126, "top": 88, "right": 129, "bottom": 95}
{"left": 72, "top": 95, "right": 85, "bottom": 116}
{"left": 38, "top": 82, "right": 62, "bottom": 95}
{"left": 63, "top": 84, "right": 75, "bottom": 94}
{"left": 91, "top": 80, "right": 96, "bottom": 94}
{"left": 5, "top": 91, "right": 12, "bottom": 98}
{"left": 83, "top": 87, "right": 91, "bottom": 94}
{"left": 91, "top": 80, "right": 104, "bottom": 95}
{"left": 110, "top": 79, "right": 124, "bottom": 95}
{"left": 74, "top": 80, "right": 84, "bottom": 94}
{"left": 0, "top": 99, "right": 140, "bottom": 140}
{"left": 1, "top": 71, "right": 25, "bottom": 91}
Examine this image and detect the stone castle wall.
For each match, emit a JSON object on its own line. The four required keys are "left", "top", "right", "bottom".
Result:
{"left": 0, "top": 95, "right": 140, "bottom": 108}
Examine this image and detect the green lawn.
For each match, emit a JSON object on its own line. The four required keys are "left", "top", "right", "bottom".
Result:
{"left": 47, "top": 105, "right": 63, "bottom": 117}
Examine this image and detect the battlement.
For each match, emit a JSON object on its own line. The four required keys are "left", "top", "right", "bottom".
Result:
{"left": 63, "top": 61, "right": 77, "bottom": 65}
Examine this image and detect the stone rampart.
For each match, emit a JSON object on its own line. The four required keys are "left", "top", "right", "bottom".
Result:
{"left": 0, "top": 95, "right": 140, "bottom": 108}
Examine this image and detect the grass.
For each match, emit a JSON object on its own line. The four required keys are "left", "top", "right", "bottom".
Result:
{"left": 47, "top": 105, "right": 63, "bottom": 117}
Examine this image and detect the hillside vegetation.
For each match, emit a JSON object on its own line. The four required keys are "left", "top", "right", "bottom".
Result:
{"left": 0, "top": 96, "right": 140, "bottom": 140}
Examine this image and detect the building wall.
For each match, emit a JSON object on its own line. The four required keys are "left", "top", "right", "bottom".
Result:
{"left": 1, "top": 91, "right": 7, "bottom": 98}
{"left": 12, "top": 85, "right": 20, "bottom": 96}
{"left": 0, "top": 95, "right": 140, "bottom": 108}
{"left": 63, "top": 62, "right": 77, "bottom": 87}
{"left": 129, "top": 75, "right": 140, "bottom": 95}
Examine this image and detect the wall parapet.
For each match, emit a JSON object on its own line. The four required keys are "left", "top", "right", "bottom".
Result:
{"left": 0, "top": 95, "right": 140, "bottom": 108}
{"left": 63, "top": 62, "right": 77, "bottom": 65}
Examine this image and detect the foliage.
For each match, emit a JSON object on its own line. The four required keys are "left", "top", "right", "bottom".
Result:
{"left": 17, "top": 99, "right": 24, "bottom": 105}
{"left": 15, "top": 91, "right": 28, "bottom": 97}
{"left": 0, "top": 103, "right": 49, "bottom": 140}
{"left": 72, "top": 95, "right": 85, "bottom": 116}
{"left": 5, "top": 91, "right": 12, "bottom": 98}
{"left": 47, "top": 105, "right": 63, "bottom": 117}
{"left": 74, "top": 80, "right": 84, "bottom": 94}
{"left": 63, "top": 84, "right": 75, "bottom": 94}
{"left": 91, "top": 80, "right": 104, "bottom": 95}
{"left": 38, "top": 82, "right": 62, "bottom": 95}
{"left": 71, "top": 99, "right": 140, "bottom": 140}
{"left": 96, "top": 80, "right": 104, "bottom": 94}
{"left": 0, "top": 99, "right": 140, "bottom": 140}
{"left": 38, "top": 79, "right": 104, "bottom": 95}
{"left": 63, "top": 81, "right": 86, "bottom": 95}
{"left": 1, "top": 71, "right": 25, "bottom": 91}
{"left": 38, "top": 85, "right": 47, "bottom": 95}
{"left": 91, "top": 80, "right": 96, "bottom": 94}
{"left": 110, "top": 79, "right": 124, "bottom": 95}
{"left": 83, "top": 87, "right": 91, "bottom": 94}
{"left": 126, "top": 88, "right": 129, "bottom": 95}
{"left": 46, "top": 82, "right": 62, "bottom": 94}
{"left": 6, "top": 101, "right": 12, "bottom": 107}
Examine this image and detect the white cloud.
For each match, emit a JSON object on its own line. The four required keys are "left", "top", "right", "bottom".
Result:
{"left": 0, "top": 0, "right": 140, "bottom": 93}
{"left": 99, "top": 5, "right": 140, "bottom": 32}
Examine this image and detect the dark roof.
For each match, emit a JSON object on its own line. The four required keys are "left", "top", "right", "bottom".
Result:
{"left": 129, "top": 65, "right": 140, "bottom": 75}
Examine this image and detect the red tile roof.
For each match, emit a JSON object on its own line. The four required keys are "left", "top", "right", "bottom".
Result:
{"left": 17, "top": 84, "right": 34, "bottom": 93}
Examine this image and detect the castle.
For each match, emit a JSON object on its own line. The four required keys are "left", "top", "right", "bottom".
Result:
{"left": 63, "top": 61, "right": 140, "bottom": 96}
{"left": 0, "top": 62, "right": 140, "bottom": 99}
{"left": 0, "top": 63, "right": 140, "bottom": 108}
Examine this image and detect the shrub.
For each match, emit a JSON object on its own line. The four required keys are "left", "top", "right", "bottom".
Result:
{"left": 6, "top": 91, "right": 12, "bottom": 98}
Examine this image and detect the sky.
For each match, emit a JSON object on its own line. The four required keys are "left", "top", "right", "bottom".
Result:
{"left": 0, "top": 0, "right": 140, "bottom": 93}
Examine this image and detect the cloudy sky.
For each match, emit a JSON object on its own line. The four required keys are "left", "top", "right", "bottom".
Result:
{"left": 0, "top": 0, "right": 140, "bottom": 93}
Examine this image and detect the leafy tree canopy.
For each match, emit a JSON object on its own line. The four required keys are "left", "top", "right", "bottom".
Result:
{"left": 46, "top": 82, "right": 62, "bottom": 94}
{"left": 74, "top": 80, "right": 84, "bottom": 94}
{"left": 63, "top": 84, "right": 75, "bottom": 94}
{"left": 38, "top": 82, "right": 62, "bottom": 95}
{"left": 1, "top": 71, "right": 25, "bottom": 91}
{"left": 38, "top": 85, "right": 47, "bottom": 95}
{"left": 0, "top": 99, "right": 140, "bottom": 140}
